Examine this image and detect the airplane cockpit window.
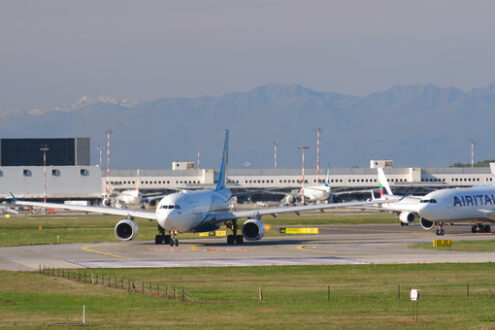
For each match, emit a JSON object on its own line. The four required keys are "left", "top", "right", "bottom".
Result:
{"left": 175, "top": 205, "right": 181, "bottom": 209}
{"left": 430, "top": 199, "right": 437, "bottom": 203}
{"left": 420, "top": 199, "right": 437, "bottom": 204}
{"left": 160, "top": 205, "right": 175, "bottom": 209}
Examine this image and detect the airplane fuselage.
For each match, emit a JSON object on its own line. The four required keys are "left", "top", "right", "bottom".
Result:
{"left": 118, "top": 189, "right": 142, "bottom": 205}
{"left": 301, "top": 185, "right": 331, "bottom": 201}
{"left": 156, "top": 187, "right": 232, "bottom": 233}
{"left": 418, "top": 187, "right": 495, "bottom": 222}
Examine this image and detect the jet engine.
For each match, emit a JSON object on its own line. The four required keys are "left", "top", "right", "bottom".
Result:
{"left": 420, "top": 217, "right": 434, "bottom": 230}
{"left": 242, "top": 219, "right": 265, "bottom": 241}
{"left": 102, "top": 198, "right": 112, "bottom": 207}
{"left": 114, "top": 219, "right": 139, "bottom": 241}
{"left": 399, "top": 211, "right": 416, "bottom": 225}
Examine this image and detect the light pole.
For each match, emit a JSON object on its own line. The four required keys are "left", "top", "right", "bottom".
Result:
{"left": 105, "top": 129, "right": 113, "bottom": 196}
{"left": 298, "top": 145, "right": 309, "bottom": 205}
{"left": 471, "top": 139, "right": 475, "bottom": 168}
{"left": 97, "top": 145, "right": 103, "bottom": 168}
{"left": 40, "top": 145, "right": 49, "bottom": 207}
{"left": 314, "top": 127, "right": 321, "bottom": 183}
{"left": 273, "top": 142, "right": 278, "bottom": 169}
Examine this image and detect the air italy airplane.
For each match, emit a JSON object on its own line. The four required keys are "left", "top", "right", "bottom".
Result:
{"left": 373, "top": 168, "right": 494, "bottom": 235}
{"left": 418, "top": 187, "right": 494, "bottom": 235}
{"left": 12, "top": 130, "right": 396, "bottom": 246}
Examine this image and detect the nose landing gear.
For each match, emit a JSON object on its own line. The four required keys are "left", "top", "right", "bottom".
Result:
{"left": 435, "top": 222, "right": 445, "bottom": 236}
{"left": 170, "top": 230, "right": 179, "bottom": 246}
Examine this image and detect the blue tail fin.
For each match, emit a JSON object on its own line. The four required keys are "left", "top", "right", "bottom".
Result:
{"left": 325, "top": 163, "right": 330, "bottom": 187}
{"left": 215, "top": 130, "right": 229, "bottom": 190}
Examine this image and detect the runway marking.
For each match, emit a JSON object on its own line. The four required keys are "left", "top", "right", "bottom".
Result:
{"left": 81, "top": 245, "right": 134, "bottom": 260}
{"left": 296, "top": 245, "right": 306, "bottom": 251}
{"left": 143, "top": 247, "right": 247, "bottom": 252}
{"left": 73, "top": 256, "right": 365, "bottom": 268}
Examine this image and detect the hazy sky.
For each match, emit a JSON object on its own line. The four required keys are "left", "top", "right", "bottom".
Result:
{"left": 1, "top": 0, "right": 495, "bottom": 110}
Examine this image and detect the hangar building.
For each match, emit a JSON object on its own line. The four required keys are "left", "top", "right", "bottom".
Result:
{"left": 0, "top": 138, "right": 90, "bottom": 166}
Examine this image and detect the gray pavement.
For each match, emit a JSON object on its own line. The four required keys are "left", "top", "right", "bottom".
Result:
{"left": 1, "top": 224, "right": 494, "bottom": 271}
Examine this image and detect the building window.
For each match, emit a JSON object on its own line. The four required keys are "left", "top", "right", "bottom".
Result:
{"left": 23, "top": 169, "right": 32, "bottom": 177}
{"left": 80, "top": 169, "right": 89, "bottom": 176}
{"left": 51, "top": 169, "right": 60, "bottom": 176}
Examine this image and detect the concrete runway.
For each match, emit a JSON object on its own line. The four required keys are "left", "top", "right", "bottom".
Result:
{"left": 1, "top": 224, "right": 494, "bottom": 271}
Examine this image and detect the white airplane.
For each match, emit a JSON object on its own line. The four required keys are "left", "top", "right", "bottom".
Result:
{"left": 0, "top": 203, "right": 18, "bottom": 215}
{"left": 417, "top": 186, "right": 494, "bottom": 235}
{"left": 281, "top": 165, "right": 332, "bottom": 204}
{"left": 375, "top": 168, "right": 494, "bottom": 235}
{"left": 11, "top": 130, "right": 395, "bottom": 246}
{"left": 372, "top": 168, "right": 423, "bottom": 226}
{"left": 102, "top": 170, "right": 164, "bottom": 208}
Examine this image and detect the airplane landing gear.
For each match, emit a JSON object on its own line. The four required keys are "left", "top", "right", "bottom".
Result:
{"left": 226, "top": 220, "right": 243, "bottom": 245}
{"left": 170, "top": 230, "right": 179, "bottom": 246}
{"left": 155, "top": 225, "right": 171, "bottom": 244}
{"left": 472, "top": 224, "right": 491, "bottom": 233}
{"left": 435, "top": 222, "right": 445, "bottom": 236}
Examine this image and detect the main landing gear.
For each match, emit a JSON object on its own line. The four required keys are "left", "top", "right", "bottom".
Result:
{"left": 472, "top": 224, "right": 491, "bottom": 233}
{"left": 226, "top": 220, "right": 243, "bottom": 245}
{"left": 435, "top": 222, "right": 445, "bottom": 236}
{"left": 154, "top": 225, "right": 179, "bottom": 246}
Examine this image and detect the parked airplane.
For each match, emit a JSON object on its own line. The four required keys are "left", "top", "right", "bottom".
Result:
{"left": 281, "top": 164, "right": 332, "bottom": 204}
{"left": 0, "top": 202, "right": 18, "bottom": 215}
{"left": 102, "top": 169, "right": 164, "bottom": 208}
{"left": 12, "top": 130, "right": 395, "bottom": 245}
{"left": 375, "top": 168, "right": 493, "bottom": 235}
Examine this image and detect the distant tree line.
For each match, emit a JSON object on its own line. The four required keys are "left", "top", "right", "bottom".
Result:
{"left": 450, "top": 160, "right": 495, "bottom": 168}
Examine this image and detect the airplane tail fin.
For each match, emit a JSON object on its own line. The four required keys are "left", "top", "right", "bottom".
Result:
{"left": 490, "top": 163, "right": 495, "bottom": 178}
{"left": 136, "top": 169, "right": 140, "bottom": 193}
{"left": 377, "top": 168, "right": 393, "bottom": 197}
{"left": 325, "top": 163, "right": 330, "bottom": 187}
{"left": 215, "top": 130, "right": 229, "bottom": 190}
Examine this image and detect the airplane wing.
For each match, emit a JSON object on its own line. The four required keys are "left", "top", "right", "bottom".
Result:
{"left": 13, "top": 200, "right": 158, "bottom": 220}
{"left": 0, "top": 205, "right": 19, "bottom": 215}
{"left": 205, "top": 199, "right": 399, "bottom": 223}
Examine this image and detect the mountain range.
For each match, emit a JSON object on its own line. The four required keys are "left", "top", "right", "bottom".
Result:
{"left": 1, "top": 82, "right": 495, "bottom": 169}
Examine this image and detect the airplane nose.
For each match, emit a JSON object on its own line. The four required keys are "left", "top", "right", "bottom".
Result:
{"left": 158, "top": 210, "right": 172, "bottom": 229}
{"left": 418, "top": 203, "right": 434, "bottom": 219}
{"left": 158, "top": 210, "right": 181, "bottom": 231}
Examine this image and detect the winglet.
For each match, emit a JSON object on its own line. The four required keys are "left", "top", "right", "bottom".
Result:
{"left": 10, "top": 192, "right": 17, "bottom": 202}
{"left": 398, "top": 190, "right": 411, "bottom": 202}
{"left": 215, "top": 130, "right": 229, "bottom": 190}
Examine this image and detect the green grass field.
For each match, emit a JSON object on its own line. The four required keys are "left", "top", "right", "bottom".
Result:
{"left": 1, "top": 263, "right": 494, "bottom": 328}
{"left": 0, "top": 213, "right": 397, "bottom": 247}
{"left": 411, "top": 240, "right": 495, "bottom": 252}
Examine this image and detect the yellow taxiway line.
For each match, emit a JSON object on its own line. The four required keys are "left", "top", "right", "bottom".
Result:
{"left": 82, "top": 245, "right": 134, "bottom": 260}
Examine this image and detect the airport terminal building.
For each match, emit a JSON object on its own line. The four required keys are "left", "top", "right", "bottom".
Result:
{"left": 1, "top": 138, "right": 493, "bottom": 200}
{"left": 1, "top": 164, "right": 494, "bottom": 201}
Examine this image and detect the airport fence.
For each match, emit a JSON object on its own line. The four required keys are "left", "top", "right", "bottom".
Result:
{"left": 38, "top": 265, "right": 197, "bottom": 302}
{"left": 37, "top": 265, "right": 483, "bottom": 306}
